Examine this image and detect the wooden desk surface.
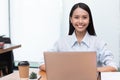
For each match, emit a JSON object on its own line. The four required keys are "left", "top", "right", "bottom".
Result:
{"left": 39, "top": 71, "right": 120, "bottom": 80}
{"left": 0, "top": 44, "right": 21, "bottom": 54}
{"left": 0, "top": 69, "right": 120, "bottom": 80}
{"left": 0, "top": 68, "right": 40, "bottom": 80}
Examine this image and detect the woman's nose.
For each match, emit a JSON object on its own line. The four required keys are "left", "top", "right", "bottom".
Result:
{"left": 79, "top": 18, "right": 83, "bottom": 23}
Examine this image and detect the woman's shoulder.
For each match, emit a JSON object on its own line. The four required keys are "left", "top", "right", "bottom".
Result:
{"left": 90, "top": 35, "right": 104, "bottom": 42}
{"left": 90, "top": 35, "right": 107, "bottom": 47}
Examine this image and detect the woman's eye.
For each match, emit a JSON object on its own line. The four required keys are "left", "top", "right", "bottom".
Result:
{"left": 83, "top": 16, "right": 87, "bottom": 19}
{"left": 74, "top": 16, "right": 79, "bottom": 19}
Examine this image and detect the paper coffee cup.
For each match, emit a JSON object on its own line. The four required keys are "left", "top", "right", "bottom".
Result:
{"left": 18, "top": 61, "right": 29, "bottom": 79}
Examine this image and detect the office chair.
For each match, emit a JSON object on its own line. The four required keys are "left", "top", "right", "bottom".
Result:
{"left": 0, "top": 37, "right": 14, "bottom": 76}
{"left": 0, "top": 61, "right": 8, "bottom": 77}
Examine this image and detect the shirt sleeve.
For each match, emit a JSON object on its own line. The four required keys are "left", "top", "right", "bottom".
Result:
{"left": 97, "top": 38, "right": 118, "bottom": 70}
{"left": 39, "top": 41, "right": 59, "bottom": 67}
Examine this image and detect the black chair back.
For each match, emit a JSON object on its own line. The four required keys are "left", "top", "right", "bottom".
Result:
{"left": 0, "top": 37, "right": 14, "bottom": 75}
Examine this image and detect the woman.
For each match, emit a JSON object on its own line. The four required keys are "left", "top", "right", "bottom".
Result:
{"left": 39, "top": 2, "right": 118, "bottom": 72}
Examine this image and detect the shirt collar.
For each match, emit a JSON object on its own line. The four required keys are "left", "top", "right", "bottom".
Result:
{"left": 69, "top": 31, "right": 90, "bottom": 48}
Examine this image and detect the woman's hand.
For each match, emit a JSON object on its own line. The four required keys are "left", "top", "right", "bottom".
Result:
{"left": 39, "top": 64, "right": 46, "bottom": 71}
{"left": 97, "top": 66, "right": 117, "bottom": 72}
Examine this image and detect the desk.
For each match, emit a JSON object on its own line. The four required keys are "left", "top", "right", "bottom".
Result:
{"left": 0, "top": 44, "right": 21, "bottom": 75}
{"left": 40, "top": 71, "right": 120, "bottom": 80}
{"left": 0, "top": 44, "right": 21, "bottom": 54}
{"left": 40, "top": 71, "right": 47, "bottom": 80}
{"left": 0, "top": 68, "right": 40, "bottom": 80}
{"left": 1, "top": 69, "right": 120, "bottom": 80}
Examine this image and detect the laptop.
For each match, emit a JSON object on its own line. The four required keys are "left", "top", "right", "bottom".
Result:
{"left": 44, "top": 52, "right": 97, "bottom": 80}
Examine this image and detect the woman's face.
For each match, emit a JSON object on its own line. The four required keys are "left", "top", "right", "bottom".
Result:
{"left": 70, "top": 7, "right": 89, "bottom": 33}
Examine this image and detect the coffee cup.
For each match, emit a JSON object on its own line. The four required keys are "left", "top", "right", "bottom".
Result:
{"left": 18, "top": 61, "right": 29, "bottom": 80}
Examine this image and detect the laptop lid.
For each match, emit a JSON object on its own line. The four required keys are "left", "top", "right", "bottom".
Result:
{"left": 44, "top": 52, "right": 97, "bottom": 80}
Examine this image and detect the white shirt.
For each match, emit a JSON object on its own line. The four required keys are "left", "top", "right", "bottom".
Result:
{"left": 40, "top": 32, "right": 118, "bottom": 69}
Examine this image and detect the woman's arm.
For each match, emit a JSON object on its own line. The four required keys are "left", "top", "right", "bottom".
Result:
{"left": 39, "top": 64, "right": 46, "bottom": 71}
{"left": 96, "top": 38, "right": 118, "bottom": 72}
{"left": 97, "top": 66, "right": 117, "bottom": 72}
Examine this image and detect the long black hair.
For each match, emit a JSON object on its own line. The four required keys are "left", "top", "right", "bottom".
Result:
{"left": 68, "top": 3, "right": 96, "bottom": 36}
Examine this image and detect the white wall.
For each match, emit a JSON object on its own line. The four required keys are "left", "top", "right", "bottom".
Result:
{"left": 61, "top": 0, "right": 120, "bottom": 65}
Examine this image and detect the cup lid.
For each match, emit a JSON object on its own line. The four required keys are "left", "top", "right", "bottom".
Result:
{"left": 18, "top": 61, "right": 29, "bottom": 66}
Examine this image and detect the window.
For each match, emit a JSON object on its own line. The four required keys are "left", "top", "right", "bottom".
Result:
{"left": 0, "top": 0, "right": 9, "bottom": 36}
{"left": 10, "top": 0, "right": 62, "bottom": 63}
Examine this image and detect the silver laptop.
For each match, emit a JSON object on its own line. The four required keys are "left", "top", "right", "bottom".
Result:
{"left": 44, "top": 52, "right": 97, "bottom": 80}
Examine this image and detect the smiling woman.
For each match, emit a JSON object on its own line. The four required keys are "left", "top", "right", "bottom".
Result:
{"left": 39, "top": 2, "right": 118, "bottom": 72}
